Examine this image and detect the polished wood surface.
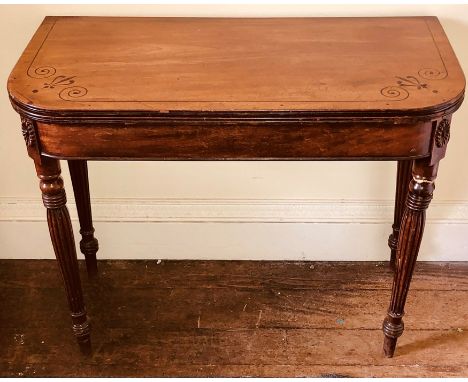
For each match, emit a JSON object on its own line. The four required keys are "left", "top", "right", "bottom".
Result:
{"left": 37, "top": 120, "right": 433, "bottom": 160}
{"left": 1, "top": 260, "right": 467, "bottom": 377}
{"left": 6, "top": 16, "right": 466, "bottom": 361}
{"left": 68, "top": 160, "right": 99, "bottom": 278}
{"left": 388, "top": 160, "right": 413, "bottom": 268}
{"left": 34, "top": 157, "right": 91, "bottom": 354}
{"left": 7, "top": 16, "right": 465, "bottom": 119}
{"left": 383, "top": 158, "right": 438, "bottom": 356}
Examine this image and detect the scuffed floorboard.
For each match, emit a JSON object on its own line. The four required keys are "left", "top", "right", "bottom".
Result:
{"left": 0, "top": 260, "right": 467, "bottom": 377}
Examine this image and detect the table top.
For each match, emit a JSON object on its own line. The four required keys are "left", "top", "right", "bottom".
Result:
{"left": 8, "top": 16, "right": 465, "bottom": 121}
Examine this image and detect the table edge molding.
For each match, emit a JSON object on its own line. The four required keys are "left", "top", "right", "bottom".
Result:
{"left": 9, "top": 91, "right": 465, "bottom": 124}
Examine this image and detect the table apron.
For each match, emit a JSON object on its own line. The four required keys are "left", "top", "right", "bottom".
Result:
{"left": 36, "top": 120, "right": 433, "bottom": 160}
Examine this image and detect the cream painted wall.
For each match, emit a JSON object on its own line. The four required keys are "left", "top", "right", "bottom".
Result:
{"left": 1, "top": 5, "right": 468, "bottom": 260}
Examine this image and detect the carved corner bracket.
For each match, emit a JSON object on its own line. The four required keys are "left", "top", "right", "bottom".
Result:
{"left": 20, "top": 115, "right": 37, "bottom": 147}
{"left": 20, "top": 115, "right": 41, "bottom": 161}
{"left": 429, "top": 116, "right": 452, "bottom": 165}
{"left": 435, "top": 118, "right": 450, "bottom": 148}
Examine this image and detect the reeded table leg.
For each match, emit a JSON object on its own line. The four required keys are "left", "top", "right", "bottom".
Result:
{"left": 388, "top": 160, "right": 413, "bottom": 270}
{"left": 68, "top": 160, "right": 99, "bottom": 278}
{"left": 37, "top": 157, "right": 91, "bottom": 354}
{"left": 383, "top": 158, "right": 438, "bottom": 357}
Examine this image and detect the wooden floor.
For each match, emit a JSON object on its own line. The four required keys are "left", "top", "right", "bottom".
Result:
{"left": 0, "top": 260, "right": 467, "bottom": 377}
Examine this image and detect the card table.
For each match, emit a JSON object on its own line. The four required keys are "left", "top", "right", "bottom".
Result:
{"left": 7, "top": 16, "right": 465, "bottom": 357}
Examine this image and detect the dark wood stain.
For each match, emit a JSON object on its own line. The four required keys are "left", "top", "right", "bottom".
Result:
{"left": 0, "top": 260, "right": 467, "bottom": 377}
{"left": 7, "top": 17, "right": 466, "bottom": 119}
{"left": 37, "top": 120, "right": 434, "bottom": 161}
{"left": 68, "top": 160, "right": 99, "bottom": 278}
{"left": 5, "top": 16, "right": 466, "bottom": 358}
{"left": 388, "top": 160, "right": 414, "bottom": 269}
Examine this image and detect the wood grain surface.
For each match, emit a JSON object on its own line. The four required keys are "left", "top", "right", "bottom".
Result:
{"left": 5, "top": 16, "right": 467, "bottom": 363}
{"left": 1, "top": 260, "right": 467, "bottom": 377}
{"left": 7, "top": 16, "right": 465, "bottom": 119}
{"left": 36, "top": 120, "right": 433, "bottom": 160}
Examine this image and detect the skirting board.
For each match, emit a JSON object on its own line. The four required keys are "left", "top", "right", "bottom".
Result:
{"left": 1, "top": 197, "right": 468, "bottom": 260}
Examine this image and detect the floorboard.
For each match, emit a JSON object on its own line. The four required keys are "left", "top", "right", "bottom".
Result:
{"left": 0, "top": 260, "right": 467, "bottom": 377}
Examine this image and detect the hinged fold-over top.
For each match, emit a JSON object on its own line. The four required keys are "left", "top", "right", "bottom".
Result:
{"left": 7, "top": 16, "right": 465, "bottom": 122}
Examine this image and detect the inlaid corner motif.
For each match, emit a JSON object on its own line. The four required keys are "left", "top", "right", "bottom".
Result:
{"left": 27, "top": 66, "right": 88, "bottom": 101}
{"left": 380, "top": 68, "right": 447, "bottom": 101}
{"left": 20, "top": 116, "right": 36, "bottom": 147}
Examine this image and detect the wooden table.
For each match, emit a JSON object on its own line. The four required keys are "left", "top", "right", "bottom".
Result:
{"left": 7, "top": 16, "right": 465, "bottom": 358}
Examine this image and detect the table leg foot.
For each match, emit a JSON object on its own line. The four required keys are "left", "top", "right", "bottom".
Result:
{"left": 72, "top": 313, "right": 92, "bottom": 355}
{"left": 78, "top": 340, "right": 92, "bottom": 356}
{"left": 382, "top": 313, "right": 404, "bottom": 357}
{"left": 383, "top": 336, "right": 397, "bottom": 358}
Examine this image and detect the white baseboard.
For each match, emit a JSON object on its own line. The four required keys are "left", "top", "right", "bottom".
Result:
{"left": 1, "top": 197, "right": 467, "bottom": 260}
{"left": 2, "top": 197, "right": 468, "bottom": 223}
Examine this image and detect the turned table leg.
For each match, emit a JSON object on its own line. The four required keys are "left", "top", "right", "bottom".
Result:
{"left": 36, "top": 156, "right": 92, "bottom": 354}
{"left": 388, "top": 160, "right": 413, "bottom": 270}
{"left": 382, "top": 158, "right": 438, "bottom": 357}
{"left": 68, "top": 160, "right": 99, "bottom": 278}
